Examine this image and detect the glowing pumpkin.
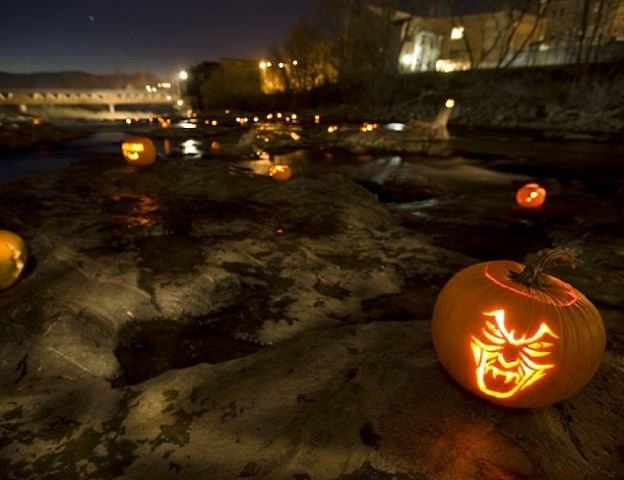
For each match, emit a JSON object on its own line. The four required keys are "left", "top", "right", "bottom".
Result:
{"left": 516, "top": 182, "right": 546, "bottom": 208}
{"left": 121, "top": 137, "right": 156, "bottom": 166}
{"left": 268, "top": 164, "right": 292, "bottom": 181}
{"left": 0, "top": 230, "right": 27, "bottom": 290}
{"left": 432, "top": 249, "right": 605, "bottom": 408}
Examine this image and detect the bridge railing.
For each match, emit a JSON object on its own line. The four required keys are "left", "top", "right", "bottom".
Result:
{"left": 0, "top": 88, "right": 177, "bottom": 105}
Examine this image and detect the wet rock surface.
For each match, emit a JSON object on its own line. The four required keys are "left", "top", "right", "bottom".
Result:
{"left": 0, "top": 142, "right": 623, "bottom": 479}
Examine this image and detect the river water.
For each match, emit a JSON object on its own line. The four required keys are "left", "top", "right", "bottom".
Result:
{"left": 1, "top": 121, "right": 623, "bottom": 197}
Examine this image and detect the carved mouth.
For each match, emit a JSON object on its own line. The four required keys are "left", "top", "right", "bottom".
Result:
{"left": 470, "top": 310, "right": 559, "bottom": 400}
{"left": 479, "top": 362, "right": 523, "bottom": 397}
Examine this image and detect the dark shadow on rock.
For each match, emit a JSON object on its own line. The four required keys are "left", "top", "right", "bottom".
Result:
{"left": 112, "top": 320, "right": 266, "bottom": 387}
{"left": 136, "top": 235, "right": 204, "bottom": 276}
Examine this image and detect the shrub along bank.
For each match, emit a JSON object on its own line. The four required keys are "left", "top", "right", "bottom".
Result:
{"left": 254, "top": 62, "right": 624, "bottom": 136}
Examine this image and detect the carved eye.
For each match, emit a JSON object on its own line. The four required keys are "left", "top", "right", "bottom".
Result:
{"left": 516, "top": 183, "right": 546, "bottom": 208}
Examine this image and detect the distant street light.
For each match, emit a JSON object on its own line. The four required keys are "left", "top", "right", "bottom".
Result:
{"left": 176, "top": 69, "right": 188, "bottom": 105}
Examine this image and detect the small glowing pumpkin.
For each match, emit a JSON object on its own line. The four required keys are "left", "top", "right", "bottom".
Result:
{"left": 121, "top": 137, "right": 156, "bottom": 166}
{"left": 516, "top": 182, "right": 546, "bottom": 208}
{"left": 0, "top": 230, "right": 28, "bottom": 290}
{"left": 432, "top": 249, "right": 605, "bottom": 408}
{"left": 268, "top": 164, "right": 292, "bottom": 182}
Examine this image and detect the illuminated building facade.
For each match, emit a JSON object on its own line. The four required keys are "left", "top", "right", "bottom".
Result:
{"left": 394, "top": 1, "right": 623, "bottom": 72}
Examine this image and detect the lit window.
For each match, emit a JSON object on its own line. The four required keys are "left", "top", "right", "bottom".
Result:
{"left": 451, "top": 26, "right": 464, "bottom": 40}
{"left": 400, "top": 53, "right": 413, "bottom": 65}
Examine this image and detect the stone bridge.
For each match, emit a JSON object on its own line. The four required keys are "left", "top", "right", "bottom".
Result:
{"left": 0, "top": 88, "right": 178, "bottom": 113}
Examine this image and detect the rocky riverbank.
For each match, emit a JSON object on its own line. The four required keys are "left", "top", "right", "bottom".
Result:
{"left": 0, "top": 143, "right": 623, "bottom": 479}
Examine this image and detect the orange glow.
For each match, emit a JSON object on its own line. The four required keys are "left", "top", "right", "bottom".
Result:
{"left": 122, "top": 142, "right": 144, "bottom": 161}
{"left": 360, "top": 122, "right": 379, "bottom": 132}
{"left": 268, "top": 164, "right": 292, "bottom": 181}
{"left": 471, "top": 309, "right": 559, "bottom": 399}
{"left": 121, "top": 137, "right": 156, "bottom": 166}
{"left": 516, "top": 182, "right": 546, "bottom": 208}
{"left": 0, "top": 230, "right": 27, "bottom": 290}
{"left": 483, "top": 264, "right": 579, "bottom": 307}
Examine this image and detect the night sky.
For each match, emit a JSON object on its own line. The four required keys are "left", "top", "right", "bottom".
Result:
{"left": 1, "top": 0, "right": 310, "bottom": 81}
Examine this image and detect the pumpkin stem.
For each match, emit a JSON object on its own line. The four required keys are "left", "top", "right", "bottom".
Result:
{"left": 511, "top": 248, "right": 578, "bottom": 290}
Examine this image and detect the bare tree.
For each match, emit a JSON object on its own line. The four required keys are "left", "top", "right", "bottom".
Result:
{"left": 309, "top": 0, "right": 400, "bottom": 95}
{"left": 442, "top": 0, "right": 550, "bottom": 68}
{"left": 270, "top": 21, "right": 337, "bottom": 92}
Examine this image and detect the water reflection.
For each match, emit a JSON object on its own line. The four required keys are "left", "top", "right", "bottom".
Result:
{"left": 229, "top": 149, "right": 306, "bottom": 178}
{"left": 181, "top": 139, "right": 202, "bottom": 157}
{"left": 358, "top": 156, "right": 403, "bottom": 184}
{"left": 230, "top": 158, "right": 273, "bottom": 176}
{"left": 384, "top": 122, "right": 406, "bottom": 132}
{"left": 108, "top": 193, "right": 160, "bottom": 229}
{"left": 176, "top": 120, "right": 197, "bottom": 129}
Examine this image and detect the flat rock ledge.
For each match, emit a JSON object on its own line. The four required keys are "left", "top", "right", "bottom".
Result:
{"left": 0, "top": 154, "right": 622, "bottom": 480}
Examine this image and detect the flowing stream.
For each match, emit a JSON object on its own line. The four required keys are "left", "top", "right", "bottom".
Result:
{"left": 2, "top": 122, "right": 623, "bottom": 196}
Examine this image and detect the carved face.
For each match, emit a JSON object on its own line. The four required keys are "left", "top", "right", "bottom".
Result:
{"left": 268, "top": 164, "right": 292, "bottom": 181}
{"left": 516, "top": 183, "right": 546, "bottom": 208}
{"left": 432, "top": 259, "right": 605, "bottom": 407}
{"left": 471, "top": 309, "right": 558, "bottom": 399}
{"left": 122, "top": 142, "right": 144, "bottom": 161}
{"left": 121, "top": 137, "right": 156, "bottom": 166}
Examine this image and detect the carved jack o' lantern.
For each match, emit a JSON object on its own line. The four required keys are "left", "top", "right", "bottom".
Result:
{"left": 516, "top": 182, "right": 546, "bottom": 208}
{"left": 0, "top": 230, "right": 28, "bottom": 290}
{"left": 432, "top": 249, "right": 605, "bottom": 408}
{"left": 121, "top": 137, "right": 156, "bottom": 166}
{"left": 268, "top": 164, "right": 292, "bottom": 181}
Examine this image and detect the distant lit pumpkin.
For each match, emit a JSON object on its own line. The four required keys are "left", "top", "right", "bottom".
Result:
{"left": 516, "top": 182, "right": 546, "bottom": 208}
{"left": 432, "top": 248, "right": 605, "bottom": 408}
{"left": 0, "top": 230, "right": 27, "bottom": 290}
{"left": 121, "top": 137, "right": 156, "bottom": 166}
{"left": 210, "top": 140, "right": 221, "bottom": 151}
{"left": 268, "top": 164, "right": 292, "bottom": 181}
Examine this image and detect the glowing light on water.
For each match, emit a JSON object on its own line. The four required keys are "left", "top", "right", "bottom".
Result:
{"left": 181, "top": 140, "right": 201, "bottom": 156}
{"left": 384, "top": 122, "right": 406, "bottom": 131}
{"left": 177, "top": 120, "right": 197, "bottom": 129}
{"left": 360, "top": 122, "right": 378, "bottom": 132}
